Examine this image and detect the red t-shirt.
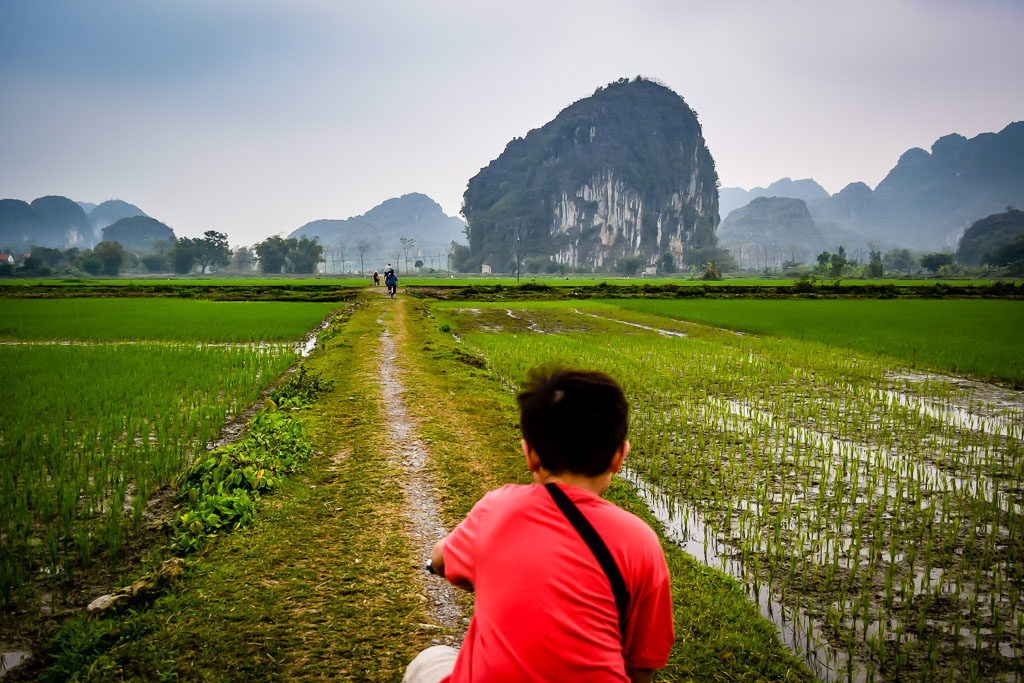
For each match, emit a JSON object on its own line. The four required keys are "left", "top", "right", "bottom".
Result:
{"left": 442, "top": 483, "right": 674, "bottom": 682}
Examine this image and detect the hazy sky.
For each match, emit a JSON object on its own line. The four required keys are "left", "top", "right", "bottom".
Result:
{"left": 2, "top": 0, "right": 1022, "bottom": 245}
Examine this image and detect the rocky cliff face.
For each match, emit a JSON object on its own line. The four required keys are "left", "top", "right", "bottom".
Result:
{"left": 462, "top": 78, "right": 719, "bottom": 270}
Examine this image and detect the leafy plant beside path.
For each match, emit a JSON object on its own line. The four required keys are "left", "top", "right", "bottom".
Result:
{"left": 172, "top": 367, "right": 335, "bottom": 553}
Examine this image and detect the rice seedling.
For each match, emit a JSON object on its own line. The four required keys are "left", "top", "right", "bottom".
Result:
{"left": 431, "top": 300, "right": 1024, "bottom": 680}
{"left": 0, "top": 298, "right": 338, "bottom": 342}
{"left": 0, "top": 344, "right": 298, "bottom": 605}
{"left": 0, "top": 299, "right": 338, "bottom": 606}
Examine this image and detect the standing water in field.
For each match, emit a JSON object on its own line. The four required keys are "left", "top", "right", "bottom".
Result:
{"left": 621, "top": 469, "right": 854, "bottom": 682}
{"left": 440, "top": 302, "right": 1024, "bottom": 682}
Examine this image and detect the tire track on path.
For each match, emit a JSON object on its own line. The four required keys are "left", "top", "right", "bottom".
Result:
{"left": 376, "top": 299, "right": 465, "bottom": 646}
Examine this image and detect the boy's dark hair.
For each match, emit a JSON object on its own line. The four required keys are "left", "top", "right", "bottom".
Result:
{"left": 517, "top": 366, "right": 628, "bottom": 477}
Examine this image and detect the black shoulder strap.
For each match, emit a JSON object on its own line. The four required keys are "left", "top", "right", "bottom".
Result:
{"left": 545, "top": 483, "right": 630, "bottom": 640}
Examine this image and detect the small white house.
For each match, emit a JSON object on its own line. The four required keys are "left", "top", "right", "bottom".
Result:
{"left": 0, "top": 254, "right": 16, "bottom": 265}
{"left": 644, "top": 264, "right": 657, "bottom": 276}
{"left": 481, "top": 264, "right": 492, "bottom": 275}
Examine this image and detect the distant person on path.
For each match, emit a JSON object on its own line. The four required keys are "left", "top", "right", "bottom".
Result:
{"left": 385, "top": 268, "right": 398, "bottom": 298}
{"left": 405, "top": 367, "right": 674, "bottom": 683}
{"left": 373, "top": 271, "right": 380, "bottom": 286}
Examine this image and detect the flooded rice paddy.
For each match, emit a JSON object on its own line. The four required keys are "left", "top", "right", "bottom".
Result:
{"left": 435, "top": 302, "right": 1024, "bottom": 682}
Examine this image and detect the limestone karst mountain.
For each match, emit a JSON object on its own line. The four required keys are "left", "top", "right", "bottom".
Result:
{"left": 462, "top": 77, "right": 720, "bottom": 271}
{"left": 719, "top": 178, "right": 829, "bottom": 221}
{"left": 0, "top": 196, "right": 93, "bottom": 249}
{"left": 87, "top": 200, "right": 148, "bottom": 241}
{"left": 1, "top": 196, "right": 150, "bottom": 250}
{"left": 101, "top": 216, "right": 175, "bottom": 251}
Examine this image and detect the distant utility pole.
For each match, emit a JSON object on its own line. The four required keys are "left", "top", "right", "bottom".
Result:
{"left": 516, "top": 236, "right": 521, "bottom": 283}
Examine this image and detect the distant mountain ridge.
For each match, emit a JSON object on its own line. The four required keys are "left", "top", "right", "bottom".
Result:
{"left": 719, "top": 121, "right": 1024, "bottom": 257}
{"left": 288, "top": 192, "right": 466, "bottom": 261}
{"left": 718, "top": 197, "right": 875, "bottom": 268}
{"left": 717, "top": 197, "right": 827, "bottom": 268}
{"left": 88, "top": 200, "right": 148, "bottom": 239}
{"left": 809, "top": 122, "right": 1024, "bottom": 250}
{"left": 102, "top": 216, "right": 174, "bottom": 251}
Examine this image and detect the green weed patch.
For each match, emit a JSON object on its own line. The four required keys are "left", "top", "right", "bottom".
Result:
{"left": 172, "top": 405, "right": 316, "bottom": 553}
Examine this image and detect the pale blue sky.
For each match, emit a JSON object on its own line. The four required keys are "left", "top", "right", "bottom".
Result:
{"left": 2, "top": 0, "right": 1022, "bottom": 244}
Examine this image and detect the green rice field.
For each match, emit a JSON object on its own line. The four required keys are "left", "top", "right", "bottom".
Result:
{"left": 0, "top": 300, "right": 337, "bottom": 606}
{"left": 0, "top": 298, "right": 338, "bottom": 342}
{"left": 433, "top": 300, "right": 1024, "bottom": 681}
{"left": 612, "top": 299, "right": 1024, "bottom": 386}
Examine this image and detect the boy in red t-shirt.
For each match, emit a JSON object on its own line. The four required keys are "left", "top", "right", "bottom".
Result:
{"left": 404, "top": 368, "right": 674, "bottom": 683}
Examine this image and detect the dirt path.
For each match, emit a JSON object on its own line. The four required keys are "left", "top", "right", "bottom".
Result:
{"left": 376, "top": 297, "right": 465, "bottom": 646}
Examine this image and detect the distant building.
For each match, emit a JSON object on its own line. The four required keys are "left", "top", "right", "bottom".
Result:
{"left": 481, "top": 264, "right": 491, "bottom": 274}
{"left": 0, "top": 254, "right": 15, "bottom": 265}
{"left": 644, "top": 264, "right": 657, "bottom": 276}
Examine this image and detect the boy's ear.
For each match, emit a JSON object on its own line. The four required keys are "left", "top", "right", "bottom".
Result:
{"left": 608, "top": 440, "right": 630, "bottom": 474}
{"left": 522, "top": 439, "right": 542, "bottom": 472}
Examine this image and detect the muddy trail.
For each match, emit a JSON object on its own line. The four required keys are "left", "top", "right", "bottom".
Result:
{"left": 375, "top": 297, "right": 465, "bottom": 646}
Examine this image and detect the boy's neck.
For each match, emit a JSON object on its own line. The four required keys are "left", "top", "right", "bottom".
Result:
{"left": 534, "top": 469, "right": 612, "bottom": 497}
